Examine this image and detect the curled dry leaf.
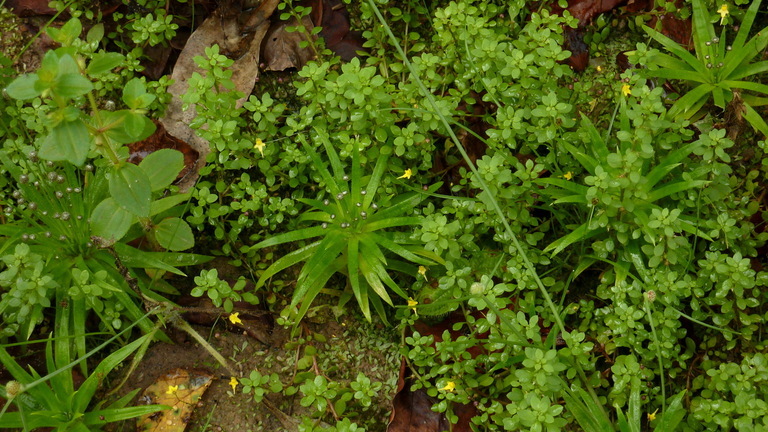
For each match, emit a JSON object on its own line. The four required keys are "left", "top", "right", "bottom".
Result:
{"left": 136, "top": 368, "right": 215, "bottom": 432}
{"left": 160, "top": 0, "right": 280, "bottom": 188}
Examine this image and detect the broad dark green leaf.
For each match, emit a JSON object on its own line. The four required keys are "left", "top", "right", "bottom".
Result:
{"left": 139, "top": 148, "right": 184, "bottom": 191}
{"left": 109, "top": 163, "right": 152, "bottom": 217}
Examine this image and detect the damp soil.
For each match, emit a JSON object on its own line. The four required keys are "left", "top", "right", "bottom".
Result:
{"left": 105, "top": 307, "right": 401, "bottom": 432}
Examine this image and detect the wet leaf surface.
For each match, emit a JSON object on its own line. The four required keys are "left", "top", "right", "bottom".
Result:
{"left": 136, "top": 368, "right": 215, "bottom": 432}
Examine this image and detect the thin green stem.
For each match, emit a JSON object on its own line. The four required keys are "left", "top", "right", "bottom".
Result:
{"left": 644, "top": 299, "right": 666, "bottom": 413}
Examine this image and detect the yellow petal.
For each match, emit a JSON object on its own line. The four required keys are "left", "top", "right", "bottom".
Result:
{"left": 648, "top": 408, "right": 659, "bottom": 421}
{"left": 622, "top": 84, "right": 631, "bottom": 97}
{"left": 229, "top": 312, "right": 242, "bottom": 325}
{"left": 229, "top": 377, "right": 238, "bottom": 392}
{"left": 254, "top": 138, "right": 265, "bottom": 156}
{"left": 418, "top": 266, "right": 427, "bottom": 279}
{"left": 717, "top": 4, "right": 729, "bottom": 18}
{"left": 407, "top": 297, "right": 418, "bottom": 308}
{"left": 562, "top": 171, "right": 573, "bottom": 181}
{"left": 397, "top": 168, "right": 413, "bottom": 179}
{"left": 440, "top": 381, "right": 456, "bottom": 392}
{"left": 166, "top": 385, "right": 179, "bottom": 395}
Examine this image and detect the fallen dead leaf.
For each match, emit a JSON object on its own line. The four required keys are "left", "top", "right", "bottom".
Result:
{"left": 136, "top": 368, "right": 215, "bottom": 432}
{"left": 261, "top": 15, "right": 317, "bottom": 71}
{"left": 4, "top": 0, "right": 56, "bottom": 16}
{"left": 160, "top": 0, "right": 280, "bottom": 189}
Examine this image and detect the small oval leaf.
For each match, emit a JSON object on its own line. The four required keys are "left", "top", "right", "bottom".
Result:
{"left": 139, "top": 149, "right": 184, "bottom": 192}
{"left": 153, "top": 217, "right": 194, "bottom": 251}
{"left": 90, "top": 198, "right": 134, "bottom": 246}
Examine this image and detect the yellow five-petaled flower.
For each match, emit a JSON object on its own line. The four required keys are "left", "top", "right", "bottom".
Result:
{"left": 562, "top": 171, "right": 573, "bottom": 181}
{"left": 254, "top": 138, "right": 266, "bottom": 156}
{"left": 440, "top": 381, "right": 456, "bottom": 393}
{"left": 166, "top": 385, "right": 179, "bottom": 395}
{"left": 648, "top": 408, "right": 659, "bottom": 422}
{"left": 397, "top": 168, "right": 413, "bottom": 179}
{"left": 229, "top": 312, "right": 242, "bottom": 325}
{"left": 229, "top": 377, "right": 239, "bottom": 392}
{"left": 622, "top": 84, "right": 631, "bottom": 97}
{"left": 717, "top": 4, "right": 729, "bottom": 24}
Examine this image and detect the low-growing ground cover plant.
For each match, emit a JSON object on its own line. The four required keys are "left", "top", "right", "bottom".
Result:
{"left": 0, "top": 0, "right": 767, "bottom": 430}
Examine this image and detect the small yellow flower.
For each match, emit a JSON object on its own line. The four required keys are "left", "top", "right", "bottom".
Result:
{"left": 407, "top": 297, "right": 419, "bottom": 316}
{"left": 166, "top": 385, "right": 179, "bottom": 395}
{"left": 229, "top": 377, "right": 239, "bottom": 392}
{"left": 229, "top": 312, "right": 242, "bottom": 325}
{"left": 418, "top": 266, "right": 427, "bottom": 280}
{"left": 717, "top": 4, "right": 729, "bottom": 24}
{"left": 254, "top": 138, "right": 266, "bottom": 156}
{"left": 648, "top": 408, "right": 659, "bottom": 422}
{"left": 440, "top": 381, "right": 456, "bottom": 393}
{"left": 397, "top": 168, "right": 413, "bottom": 179}
{"left": 596, "top": 65, "right": 603, "bottom": 72}
{"left": 622, "top": 84, "right": 632, "bottom": 97}
{"left": 562, "top": 171, "right": 573, "bottom": 181}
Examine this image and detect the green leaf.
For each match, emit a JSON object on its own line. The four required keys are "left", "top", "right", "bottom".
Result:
{"left": 112, "top": 243, "right": 187, "bottom": 276}
{"left": 86, "top": 23, "right": 105, "bottom": 44}
{"left": 654, "top": 390, "right": 687, "bottom": 432}
{"left": 668, "top": 83, "right": 713, "bottom": 120}
{"left": 151, "top": 192, "right": 191, "bottom": 216}
{"left": 139, "top": 149, "right": 184, "bottom": 191}
{"left": 299, "top": 134, "right": 342, "bottom": 196}
{"left": 153, "top": 217, "right": 194, "bottom": 251}
{"left": 90, "top": 197, "right": 134, "bottom": 245}
{"left": 347, "top": 237, "right": 371, "bottom": 320}
{"left": 252, "top": 226, "right": 327, "bottom": 249}
{"left": 109, "top": 163, "right": 152, "bottom": 217}
{"left": 363, "top": 151, "right": 390, "bottom": 208}
{"left": 256, "top": 241, "right": 321, "bottom": 288}
{"left": 40, "top": 119, "right": 93, "bottom": 166}
{"left": 644, "top": 25, "right": 707, "bottom": 75}
{"left": 647, "top": 180, "right": 708, "bottom": 202}
{"left": 545, "top": 223, "right": 606, "bottom": 256}
{"left": 49, "top": 18, "right": 82, "bottom": 46}
{"left": 55, "top": 73, "right": 93, "bottom": 98}
{"left": 122, "top": 78, "right": 155, "bottom": 110}
{"left": 72, "top": 334, "right": 151, "bottom": 412}
{"left": 6, "top": 74, "right": 41, "bottom": 100}
{"left": 562, "top": 384, "right": 613, "bottom": 432}
{"left": 731, "top": 0, "right": 762, "bottom": 49}
{"left": 743, "top": 103, "right": 768, "bottom": 137}
{"left": 86, "top": 52, "right": 124, "bottom": 75}
{"left": 101, "top": 111, "right": 156, "bottom": 144}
